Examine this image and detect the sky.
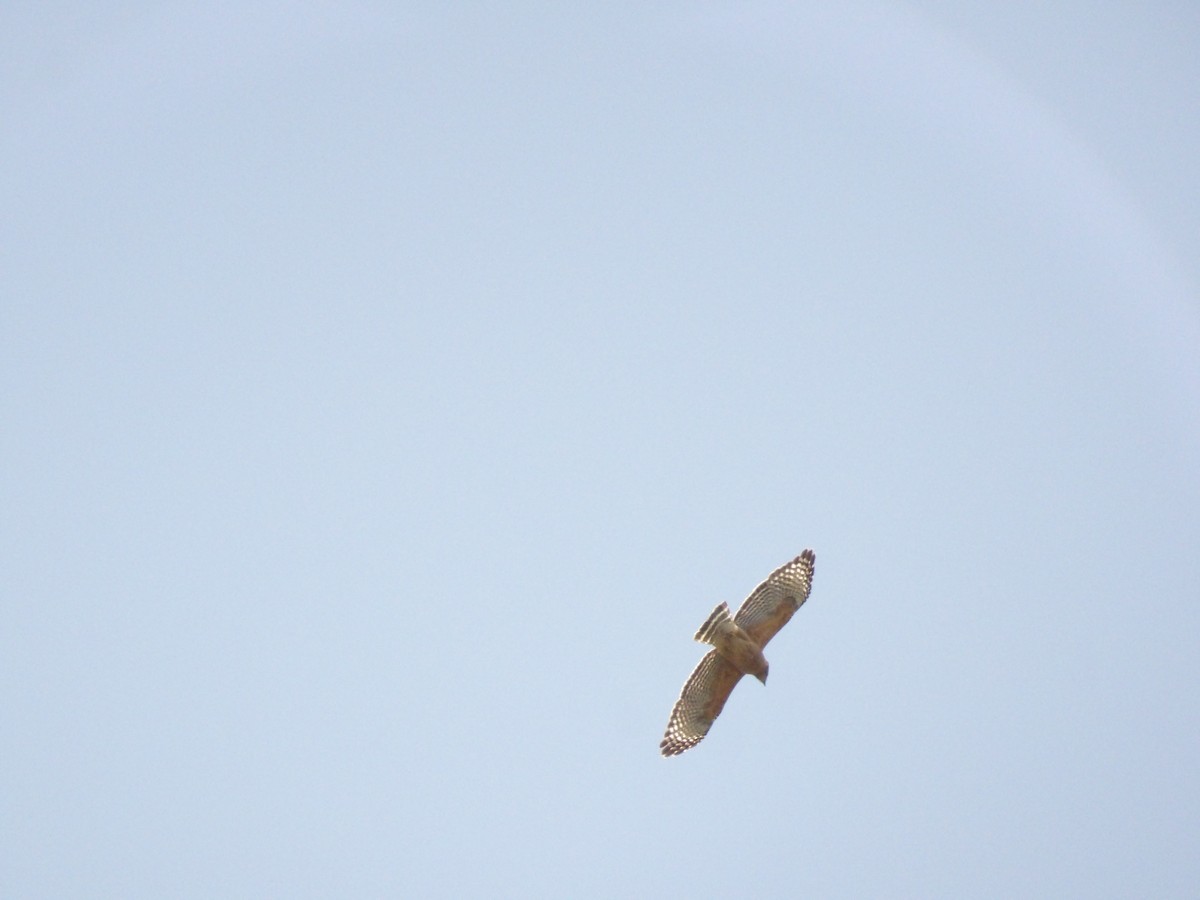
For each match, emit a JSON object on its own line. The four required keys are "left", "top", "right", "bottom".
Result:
{"left": 3, "top": 2, "right": 1198, "bottom": 897}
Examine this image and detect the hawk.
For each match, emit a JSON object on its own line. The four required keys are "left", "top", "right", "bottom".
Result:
{"left": 659, "top": 550, "right": 816, "bottom": 756}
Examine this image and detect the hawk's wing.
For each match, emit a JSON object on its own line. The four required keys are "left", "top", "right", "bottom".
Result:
{"left": 733, "top": 549, "right": 816, "bottom": 649}
{"left": 659, "top": 650, "right": 744, "bottom": 757}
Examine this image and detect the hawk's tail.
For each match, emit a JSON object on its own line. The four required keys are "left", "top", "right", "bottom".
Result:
{"left": 694, "top": 601, "right": 733, "bottom": 645}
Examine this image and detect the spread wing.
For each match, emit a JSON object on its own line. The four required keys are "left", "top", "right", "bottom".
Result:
{"left": 733, "top": 549, "right": 816, "bottom": 649}
{"left": 659, "top": 650, "right": 744, "bottom": 757}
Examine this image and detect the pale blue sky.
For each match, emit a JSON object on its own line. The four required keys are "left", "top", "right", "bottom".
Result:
{"left": 3, "top": 3, "right": 1198, "bottom": 897}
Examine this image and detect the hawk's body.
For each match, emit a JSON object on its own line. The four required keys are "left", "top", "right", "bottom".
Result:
{"left": 659, "top": 550, "right": 816, "bottom": 757}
